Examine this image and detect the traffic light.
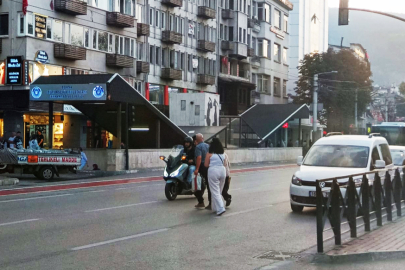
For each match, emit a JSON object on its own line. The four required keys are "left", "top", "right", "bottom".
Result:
{"left": 339, "top": 0, "right": 349, "bottom": 25}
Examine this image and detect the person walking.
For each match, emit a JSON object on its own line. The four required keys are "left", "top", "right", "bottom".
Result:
{"left": 221, "top": 151, "right": 232, "bottom": 207}
{"left": 204, "top": 138, "right": 226, "bottom": 216}
{"left": 193, "top": 133, "right": 210, "bottom": 209}
{"left": 79, "top": 147, "right": 88, "bottom": 170}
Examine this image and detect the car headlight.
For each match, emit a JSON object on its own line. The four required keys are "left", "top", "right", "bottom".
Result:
{"left": 292, "top": 175, "right": 302, "bottom": 186}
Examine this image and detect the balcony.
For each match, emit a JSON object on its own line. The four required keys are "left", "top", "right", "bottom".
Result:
{"left": 197, "top": 74, "right": 215, "bottom": 85}
{"left": 54, "top": 0, "right": 87, "bottom": 16}
{"left": 251, "top": 56, "right": 261, "bottom": 68}
{"left": 221, "top": 9, "right": 234, "bottom": 19}
{"left": 136, "top": 61, "right": 150, "bottom": 73}
{"left": 198, "top": 6, "right": 216, "bottom": 19}
{"left": 161, "top": 68, "right": 182, "bottom": 80}
{"left": 106, "top": 12, "right": 135, "bottom": 28}
{"left": 229, "top": 42, "right": 248, "bottom": 59}
{"left": 54, "top": 43, "right": 86, "bottom": 60}
{"left": 247, "top": 18, "right": 255, "bottom": 28}
{"left": 197, "top": 40, "right": 215, "bottom": 52}
{"left": 162, "top": 0, "right": 182, "bottom": 7}
{"left": 162, "top": 30, "right": 182, "bottom": 44}
{"left": 106, "top": 54, "right": 134, "bottom": 68}
{"left": 221, "top": 40, "right": 235, "bottom": 51}
{"left": 137, "top": 23, "right": 150, "bottom": 36}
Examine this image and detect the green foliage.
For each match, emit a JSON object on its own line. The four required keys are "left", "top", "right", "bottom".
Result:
{"left": 293, "top": 49, "right": 372, "bottom": 133}
{"left": 399, "top": 82, "right": 405, "bottom": 96}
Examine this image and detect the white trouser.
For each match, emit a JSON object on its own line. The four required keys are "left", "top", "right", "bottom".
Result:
{"left": 208, "top": 166, "right": 226, "bottom": 214}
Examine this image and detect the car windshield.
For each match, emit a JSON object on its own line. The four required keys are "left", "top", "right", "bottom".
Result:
{"left": 169, "top": 145, "right": 184, "bottom": 158}
{"left": 390, "top": 150, "right": 404, "bottom": 166}
{"left": 303, "top": 145, "right": 370, "bottom": 168}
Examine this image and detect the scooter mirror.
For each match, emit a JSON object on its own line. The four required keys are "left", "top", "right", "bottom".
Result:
{"left": 160, "top": 156, "right": 166, "bottom": 160}
{"left": 181, "top": 156, "right": 186, "bottom": 161}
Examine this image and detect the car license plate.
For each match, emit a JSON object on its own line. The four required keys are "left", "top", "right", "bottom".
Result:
{"left": 309, "top": 191, "right": 329, "bottom": 198}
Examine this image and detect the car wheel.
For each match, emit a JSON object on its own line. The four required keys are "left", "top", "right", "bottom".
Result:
{"left": 39, "top": 166, "right": 55, "bottom": 181}
{"left": 291, "top": 204, "right": 304, "bottom": 213}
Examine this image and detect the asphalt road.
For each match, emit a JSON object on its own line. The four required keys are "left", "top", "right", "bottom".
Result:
{"left": 0, "top": 165, "right": 381, "bottom": 270}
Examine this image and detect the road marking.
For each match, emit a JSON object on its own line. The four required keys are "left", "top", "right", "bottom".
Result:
{"left": 0, "top": 219, "right": 40, "bottom": 227}
{"left": 115, "top": 185, "right": 151, "bottom": 190}
{"left": 71, "top": 228, "right": 169, "bottom": 251}
{"left": 85, "top": 201, "right": 158, "bottom": 213}
{"left": 86, "top": 190, "right": 106, "bottom": 193}
{"left": 217, "top": 205, "right": 273, "bottom": 218}
{"left": 0, "top": 193, "right": 73, "bottom": 203}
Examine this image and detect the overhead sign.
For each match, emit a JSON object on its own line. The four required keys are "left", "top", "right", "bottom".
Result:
{"left": 35, "top": 50, "right": 49, "bottom": 64}
{"left": 30, "top": 83, "right": 107, "bottom": 101}
{"left": 270, "top": 26, "right": 285, "bottom": 39}
{"left": 6, "top": 56, "right": 23, "bottom": 85}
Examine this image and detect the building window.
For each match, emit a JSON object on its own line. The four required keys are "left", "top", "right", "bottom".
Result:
{"left": 150, "top": 45, "right": 154, "bottom": 64}
{"left": 283, "top": 47, "right": 288, "bottom": 63}
{"left": 0, "top": 14, "right": 9, "bottom": 36}
{"left": 257, "top": 74, "right": 270, "bottom": 93}
{"left": 239, "top": 27, "right": 242, "bottom": 42}
{"left": 258, "top": 3, "right": 270, "bottom": 23}
{"left": 274, "top": 43, "right": 281, "bottom": 62}
{"left": 252, "top": 37, "right": 256, "bottom": 54}
{"left": 97, "top": 31, "right": 108, "bottom": 52}
{"left": 155, "top": 10, "right": 159, "bottom": 27}
{"left": 284, "top": 15, "right": 288, "bottom": 32}
{"left": 274, "top": 9, "right": 281, "bottom": 29}
{"left": 27, "top": 13, "right": 34, "bottom": 35}
{"left": 283, "top": 80, "right": 287, "bottom": 97}
{"left": 220, "top": 24, "right": 223, "bottom": 39}
{"left": 274, "top": 77, "right": 281, "bottom": 96}
{"left": 156, "top": 47, "right": 160, "bottom": 65}
{"left": 149, "top": 8, "right": 154, "bottom": 26}
{"left": 70, "top": 24, "right": 84, "bottom": 46}
{"left": 161, "top": 12, "right": 166, "bottom": 29}
{"left": 84, "top": 28, "right": 90, "bottom": 48}
{"left": 195, "top": 105, "right": 200, "bottom": 116}
{"left": 53, "top": 20, "right": 63, "bottom": 42}
{"left": 136, "top": 4, "right": 143, "bottom": 23}
{"left": 258, "top": 39, "right": 270, "bottom": 58}
{"left": 243, "top": 29, "right": 246, "bottom": 44}
{"left": 181, "top": 100, "right": 186, "bottom": 111}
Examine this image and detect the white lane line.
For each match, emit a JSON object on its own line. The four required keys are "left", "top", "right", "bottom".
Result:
{"left": 115, "top": 185, "right": 150, "bottom": 190}
{"left": 85, "top": 201, "right": 158, "bottom": 213}
{"left": 0, "top": 193, "right": 73, "bottom": 203}
{"left": 71, "top": 228, "right": 169, "bottom": 251}
{"left": 86, "top": 190, "right": 106, "bottom": 193}
{"left": 217, "top": 205, "right": 273, "bottom": 218}
{"left": 0, "top": 219, "right": 40, "bottom": 227}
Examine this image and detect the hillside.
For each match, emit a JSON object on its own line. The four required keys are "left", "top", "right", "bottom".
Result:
{"left": 329, "top": 8, "right": 405, "bottom": 86}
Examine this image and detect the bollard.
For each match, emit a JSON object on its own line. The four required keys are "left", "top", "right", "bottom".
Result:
{"left": 385, "top": 171, "right": 393, "bottom": 222}
{"left": 362, "top": 174, "right": 371, "bottom": 231}
{"left": 347, "top": 177, "right": 357, "bottom": 238}
{"left": 394, "top": 169, "right": 402, "bottom": 217}
{"left": 331, "top": 179, "right": 341, "bottom": 245}
{"left": 374, "top": 173, "right": 383, "bottom": 226}
{"left": 316, "top": 180, "right": 324, "bottom": 253}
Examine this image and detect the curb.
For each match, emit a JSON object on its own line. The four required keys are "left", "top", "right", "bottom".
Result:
{"left": 313, "top": 250, "right": 405, "bottom": 264}
{"left": 0, "top": 178, "right": 19, "bottom": 186}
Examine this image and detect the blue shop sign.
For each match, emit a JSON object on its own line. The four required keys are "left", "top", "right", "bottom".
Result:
{"left": 35, "top": 50, "right": 49, "bottom": 64}
{"left": 30, "top": 84, "right": 107, "bottom": 101}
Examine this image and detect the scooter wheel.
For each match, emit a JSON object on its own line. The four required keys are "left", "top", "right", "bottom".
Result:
{"left": 165, "top": 182, "right": 177, "bottom": 201}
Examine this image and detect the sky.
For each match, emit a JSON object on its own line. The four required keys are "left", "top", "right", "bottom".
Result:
{"left": 329, "top": 0, "right": 405, "bottom": 14}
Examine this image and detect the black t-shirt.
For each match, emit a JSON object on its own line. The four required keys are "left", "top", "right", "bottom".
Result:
{"left": 183, "top": 146, "right": 196, "bottom": 165}
{"left": 37, "top": 134, "right": 44, "bottom": 147}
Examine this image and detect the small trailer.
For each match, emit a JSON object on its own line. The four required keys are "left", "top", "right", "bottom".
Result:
{"left": 0, "top": 148, "right": 81, "bottom": 180}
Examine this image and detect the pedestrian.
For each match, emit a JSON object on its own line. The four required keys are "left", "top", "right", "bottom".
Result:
{"left": 287, "top": 139, "right": 293, "bottom": 147}
{"left": 79, "top": 147, "right": 88, "bottom": 170}
{"left": 204, "top": 138, "right": 226, "bottom": 216}
{"left": 29, "top": 134, "right": 40, "bottom": 150}
{"left": 222, "top": 151, "right": 232, "bottom": 207}
{"left": 92, "top": 164, "right": 100, "bottom": 170}
{"left": 37, "top": 130, "right": 44, "bottom": 148}
{"left": 8, "top": 132, "right": 16, "bottom": 149}
{"left": 182, "top": 137, "right": 196, "bottom": 188}
{"left": 14, "top": 131, "right": 24, "bottom": 149}
{"left": 193, "top": 133, "right": 210, "bottom": 209}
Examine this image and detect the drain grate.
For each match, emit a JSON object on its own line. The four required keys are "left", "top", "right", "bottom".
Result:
{"left": 255, "top": 251, "right": 302, "bottom": 261}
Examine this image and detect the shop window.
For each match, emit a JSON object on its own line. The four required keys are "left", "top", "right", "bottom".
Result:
{"left": 0, "top": 14, "right": 9, "bottom": 36}
{"left": 274, "top": 77, "right": 281, "bottom": 96}
{"left": 29, "top": 62, "right": 63, "bottom": 82}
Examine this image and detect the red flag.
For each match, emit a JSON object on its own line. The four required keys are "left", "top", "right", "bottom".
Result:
{"left": 23, "top": 0, "right": 28, "bottom": 15}
{"left": 50, "top": 0, "right": 54, "bottom": 10}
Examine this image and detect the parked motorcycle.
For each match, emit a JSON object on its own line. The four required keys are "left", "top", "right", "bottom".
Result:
{"left": 160, "top": 145, "right": 205, "bottom": 201}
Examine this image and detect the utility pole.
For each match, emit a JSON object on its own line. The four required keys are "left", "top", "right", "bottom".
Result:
{"left": 355, "top": 88, "right": 358, "bottom": 130}
{"left": 313, "top": 74, "right": 319, "bottom": 136}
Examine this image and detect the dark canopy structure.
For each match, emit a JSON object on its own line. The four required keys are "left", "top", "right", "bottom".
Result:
{"left": 31, "top": 74, "right": 187, "bottom": 149}
{"left": 180, "top": 126, "right": 227, "bottom": 141}
{"left": 241, "top": 104, "right": 310, "bottom": 143}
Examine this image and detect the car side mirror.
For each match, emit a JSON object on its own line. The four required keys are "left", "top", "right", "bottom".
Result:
{"left": 375, "top": 160, "right": 386, "bottom": 169}
{"left": 297, "top": 156, "right": 303, "bottom": 166}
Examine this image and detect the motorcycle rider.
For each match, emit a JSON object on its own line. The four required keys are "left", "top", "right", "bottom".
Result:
{"left": 182, "top": 137, "right": 196, "bottom": 188}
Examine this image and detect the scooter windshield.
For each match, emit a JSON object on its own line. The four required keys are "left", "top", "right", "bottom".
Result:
{"left": 168, "top": 145, "right": 184, "bottom": 158}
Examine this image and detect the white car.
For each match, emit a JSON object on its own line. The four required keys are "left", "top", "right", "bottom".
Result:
{"left": 389, "top": 145, "right": 405, "bottom": 166}
{"left": 290, "top": 134, "right": 394, "bottom": 212}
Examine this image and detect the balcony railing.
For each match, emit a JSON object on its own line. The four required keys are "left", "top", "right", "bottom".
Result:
{"left": 247, "top": 48, "right": 254, "bottom": 57}
{"left": 247, "top": 18, "right": 255, "bottom": 28}
{"left": 54, "top": 43, "right": 86, "bottom": 60}
{"left": 106, "top": 54, "right": 134, "bottom": 68}
{"left": 54, "top": 0, "right": 87, "bottom": 16}
{"left": 198, "top": 6, "right": 216, "bottom": 19}
{"left": 106, "top": 12, "right": 135, "bottom": 28}
{"left": 197, "top": 40, "right": 215, "bottom": 52}
{"left": 197, "top": 74, "right": 215, "bottom": 85}
{"left": 162, "top": 30, "right": 182, "bottom": 44}
{"left": 221, "top": 40, "right": 235, "bottom": 51}
{"left": 161, "top": 68, "right": 182, "bottom": 80}
{"left": 162, "top": 0, "right": 183, "bottom": 7}
{"left": 137, "top": 23, "right": 150, "bottom": 36}
{"left": 221, "top": 9, "right": 234, "bottom": 19}
{"left": 229, "top": 42, "right": 248, "bottom": 59}
{"left": 136, "top": 61, "right": 150, "bottom": 73}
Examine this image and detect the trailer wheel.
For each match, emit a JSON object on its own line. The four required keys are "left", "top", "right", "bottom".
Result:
{"left": 39, "top": 166, "right": 55, "bottom": 180}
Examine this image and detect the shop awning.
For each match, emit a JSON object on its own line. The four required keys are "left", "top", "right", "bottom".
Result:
{"left": 180, "top": 126, "right": 227, "bottom": 141}
{"left": 240, "top": 104, "right": 310, "bottom": 143}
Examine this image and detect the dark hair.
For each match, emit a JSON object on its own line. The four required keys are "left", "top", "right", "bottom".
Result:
{"left": 209, "top": 138, "right": 224, "bottom": 154}
{"left": 16, "top": 131, "right": 21, "bottom": 134}
{"left": 79, "top": 147, "right": 83, "bottom": 151}
{"left": 30, "top": 134, "right": 37, "bottom": 141}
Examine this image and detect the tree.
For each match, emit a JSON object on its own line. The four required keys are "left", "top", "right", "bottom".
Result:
{"left": 399, "top": 82, "right": 405, "bottom": 96}
{"left": 293, "top": 49, "right": 372, "bottom": 133}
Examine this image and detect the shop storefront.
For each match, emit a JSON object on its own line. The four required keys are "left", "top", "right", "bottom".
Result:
{"left": 23, "top": 114, "right": 64, "bottom": 149}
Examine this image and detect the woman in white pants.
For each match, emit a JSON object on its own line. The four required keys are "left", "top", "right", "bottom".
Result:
{"left": 204, "top": 138, "right": 226, "bottom": 216}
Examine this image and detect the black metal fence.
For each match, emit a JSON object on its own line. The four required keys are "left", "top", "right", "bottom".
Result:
{"left": 316, "top": 167, "right": 405, "bottom": 253}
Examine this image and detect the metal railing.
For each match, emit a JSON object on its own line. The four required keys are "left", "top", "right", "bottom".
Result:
{"left": 316, "top": 166, "right": 405, "bottom": 253}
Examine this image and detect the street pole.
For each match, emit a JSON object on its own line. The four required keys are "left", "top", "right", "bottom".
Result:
{"left": 355, "top": 88, "right": 358, "bottom": 131}
{"left": 313, "top": 74, "right": 318, "bottom": 137}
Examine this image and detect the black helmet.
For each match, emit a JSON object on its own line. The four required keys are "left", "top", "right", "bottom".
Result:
{"left": 184, "top": 137, "right": 193, "bottom": 143}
